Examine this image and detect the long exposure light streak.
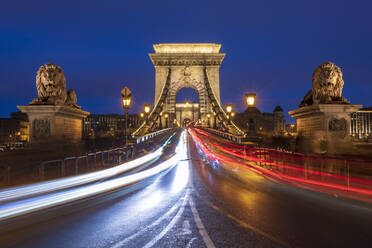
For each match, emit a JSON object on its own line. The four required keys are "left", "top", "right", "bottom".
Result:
{"left": 189, "top": 128, "right": 372, "bottom": 203}
{"left": 0, "top": 134, "right": 176, "bottom": 203}
{"left": 196, "top": 129, "right": 372, "bottom": 185}
{"left": 0, "top": 149, "right": 161, "bottom": 203}
{"left": 0, "top": 131, "right": 187, "bottom": 222}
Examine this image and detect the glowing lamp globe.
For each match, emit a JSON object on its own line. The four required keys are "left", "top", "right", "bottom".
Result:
{"left": 144, "top": 105, "right": 151, "bottom": 114}
{"left": 245, "top": 93, "right": 256, "bottom": 107}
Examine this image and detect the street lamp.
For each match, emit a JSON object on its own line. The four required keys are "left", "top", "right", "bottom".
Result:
{"left": 140, "top": 113, "right": 144, "bottom": 118}
{"left": 121, "top": 86, "right": 132, "bottom": 145}
{"left": 144, "top": 105, "right": 151, "bottom": 116}
{"left": 245, "top": 93, "right": 256, "bottom": 107}
{"left": 225, "top": 104, "right": 233, "bottom": 114}
{"left": 213, "top": 112, "right": 217, "bottom": 129}
{"left": 164, "top": 113, "right": 169, "bottom": 128}
{"left": 207, "top": 113, "right": 211, "bottom": 127}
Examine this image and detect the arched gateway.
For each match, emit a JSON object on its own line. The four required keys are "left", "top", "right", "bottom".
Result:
{"left": 133, "top": 43, "right": 243, "bottom": 136}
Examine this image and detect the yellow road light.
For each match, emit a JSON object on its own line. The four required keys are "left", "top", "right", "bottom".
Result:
{"left": 225, "top": 104, "right": 233, "bottom": 114}
{"left": 144, "top": 105, "right": 151, "bottom": 114}
{"left": 121, "top": 86, "right": 132, "bottom": 145}
{"left": 121, "top": 87, "right": 132, "bottom": 109}
{"left": 245, "top": 93, "right": 256, "bottom": 107}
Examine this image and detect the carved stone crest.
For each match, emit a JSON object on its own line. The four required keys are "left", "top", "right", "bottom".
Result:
{"left": 183, "top": 66, "right": 191, "bottom": 76}
{"left": 328, "top": 117, "right": 347, "bottom": 138}
{"left": 32, "top": 119, "right": 51, "bottom": 138}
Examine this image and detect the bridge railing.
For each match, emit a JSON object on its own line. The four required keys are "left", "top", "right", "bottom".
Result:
{"left": 202, "top": 127, "right": 245, "bottom": 144}
{"left": 0, "top": 129, "right": 178, "bottom": 187}
{"left": 135, "top": 128, "right": 173, "bottom": 144}
{"left": 38, "top": 147, "right": 131, "bottom": 180}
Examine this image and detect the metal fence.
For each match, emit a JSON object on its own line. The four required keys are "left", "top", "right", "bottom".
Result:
{"left": 37, "top": 147, "right": 131, "bottom": 180}
{"left": 203, "top": 127, "right": 244, "bottom": 143}
{"left": 0, "top": 129, "right": 176, "bottom": 187}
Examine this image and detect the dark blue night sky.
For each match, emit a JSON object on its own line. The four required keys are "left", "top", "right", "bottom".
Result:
{"left": 1, "top": 0, "right": 371, "bottom": 122}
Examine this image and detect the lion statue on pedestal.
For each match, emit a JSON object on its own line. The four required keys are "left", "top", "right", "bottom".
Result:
{"left": 300, "top": 62, "right": 349, "bottom": 107}
{"left": 31, "top": 63, "right": 79, "bottom": 108}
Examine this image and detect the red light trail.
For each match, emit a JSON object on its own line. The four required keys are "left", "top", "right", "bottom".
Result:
{"left": 189, "top": 127, "right": 372, "bottom": 203}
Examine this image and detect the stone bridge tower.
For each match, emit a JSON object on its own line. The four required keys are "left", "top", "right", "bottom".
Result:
{"left": 151, "top": 43, "right": 223, "bottom": 116}
{"left": 133, "top": 43, "right": 244, "bottom": 136}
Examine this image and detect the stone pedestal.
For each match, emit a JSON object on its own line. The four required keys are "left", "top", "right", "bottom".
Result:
{"left": 289, "top": 104, "right": 362, "bottom": 154}
{"left": 17, "top": 105, "right": 89, "bottom": 144}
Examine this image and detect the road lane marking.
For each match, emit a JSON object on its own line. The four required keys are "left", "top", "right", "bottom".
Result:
{"left": 142, "top": 188, "right": 190, "bottom": 248}
{"left": 110, "top": 189, "right": 188, "bottom": 248}
{"left": 204, "top": 199, "right": 291, "bottom": 248}
{"left": 188, "top": 137, "right": 291, "bottom": 248}
{"left": 185, "top": 237, "right": 197, "bottom": 248}
{"left": 178, "top": 220, "right": 192, "bottom": 235}
{"left": 189, "top": 197, "right": 216, "bottom": 248}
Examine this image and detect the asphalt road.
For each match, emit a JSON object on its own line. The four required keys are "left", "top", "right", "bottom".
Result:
{"left": 0, "top": 133, "right": 371, "bottom": 248}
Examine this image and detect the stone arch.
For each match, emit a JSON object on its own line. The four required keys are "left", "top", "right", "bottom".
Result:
{"left": 166, "top": 75, "right": 209, "bottom": 114}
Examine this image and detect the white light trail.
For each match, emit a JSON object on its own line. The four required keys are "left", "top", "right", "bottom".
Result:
{"left": 0, "top": 148, "right": 162, "bottom": 203}
{"left": 0, "top": 131, "right": 187, "bottom": 222}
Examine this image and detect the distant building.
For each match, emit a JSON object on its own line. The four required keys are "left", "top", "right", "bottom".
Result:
{"left": 82, "top": 114, "right": 142, "bottom": 139}
{"left": 234, "top": 105, "right": 286, "bottom": 136}
{"left": 273, "top": 106, "right": 286, "bottom": 135}
{"left": 286, "top": 123, "right": 297, "bottom": 136}
{"left": 0, "top": 112, "right": 29, "bottom": 144}
{"left": 350, "top": 107, "right": 372, "bottom": 141}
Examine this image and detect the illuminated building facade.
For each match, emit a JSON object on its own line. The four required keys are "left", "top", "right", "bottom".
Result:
{"left": 234, "top": 105, "right": 286, "bottom": 136}
{"left": 82, "top": 114, "right": 141, "bottom": 138}
{"left": 350, "top": 107, "right": 372, "bottom": 141}
{"left": 0, "top": 112, "right": 29, "bottom": 144}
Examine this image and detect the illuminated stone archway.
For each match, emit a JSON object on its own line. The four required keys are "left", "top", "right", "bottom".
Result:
{"left": 133, "top": 43, "right": 244, "bottom": 136}
{"left": 151, "top": 44, "right": 224, "bottom": 120}
{"left": 166, "top": 71, "right": 208, "bottom": 115}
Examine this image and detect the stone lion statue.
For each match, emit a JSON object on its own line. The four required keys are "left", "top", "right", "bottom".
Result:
{"left": 31, "top": 63, "right": 79, "bottom": 108}
{"left": 300, "top": 62, "right": 349, "bottom": 107}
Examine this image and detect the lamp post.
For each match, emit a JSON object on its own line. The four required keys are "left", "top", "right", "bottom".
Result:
{"left": 225, "top": 104, "right": 233, "bottom": 123}
{"left": 164, "top": 113, "right": 169, "bottom": 128}
{"left": 121, "top": 86, "right": 132, "bottom": 146}
{"left": 144, "top": 105, "right": 151, "bottom": 118}
{"left": 225, "top": 104, "right": 233, "bottom": 114}
{"left": 213, "top": 112, "right": 217, "bottom": 129}
{"left": 207, "top": 113, "right": 211, "bottom": 127}
{"left": 245, "top": 93, "right": 256, "bottom": 107}
{"left": 159, "top": 112, "right": 163, "bottom": 129}
{"left": 139, "top": 112, "right": 144, "bottom": 127}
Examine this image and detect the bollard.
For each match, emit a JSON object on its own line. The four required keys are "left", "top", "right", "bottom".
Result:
{"left": 93, "top": 152, "right": 97, "bottom": 170}
{"left": 94, "top": 153, "right": 97, "bottom": 169}
{"left": 39, "top": 163, "right": 45, "bottom": 180}
{"left": 85, "top": 156, "right": 89, "bottom": 171}
{"left": 75, "top": 158, "right": 79, "bottom": 174}
{"left": 61, "top": 160, "right": 66, "bottom": 177}
{"left": 101, "top": 152, "right": 104, "bottom": 166}
{"left": 126, "top": 150, "right": 130, "bottom": 161}
{"left": 132, "top": 147, "right": 136, "bottom": 159}
{"left": 7, "top": 165, "right": 11, "bottom": 185}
